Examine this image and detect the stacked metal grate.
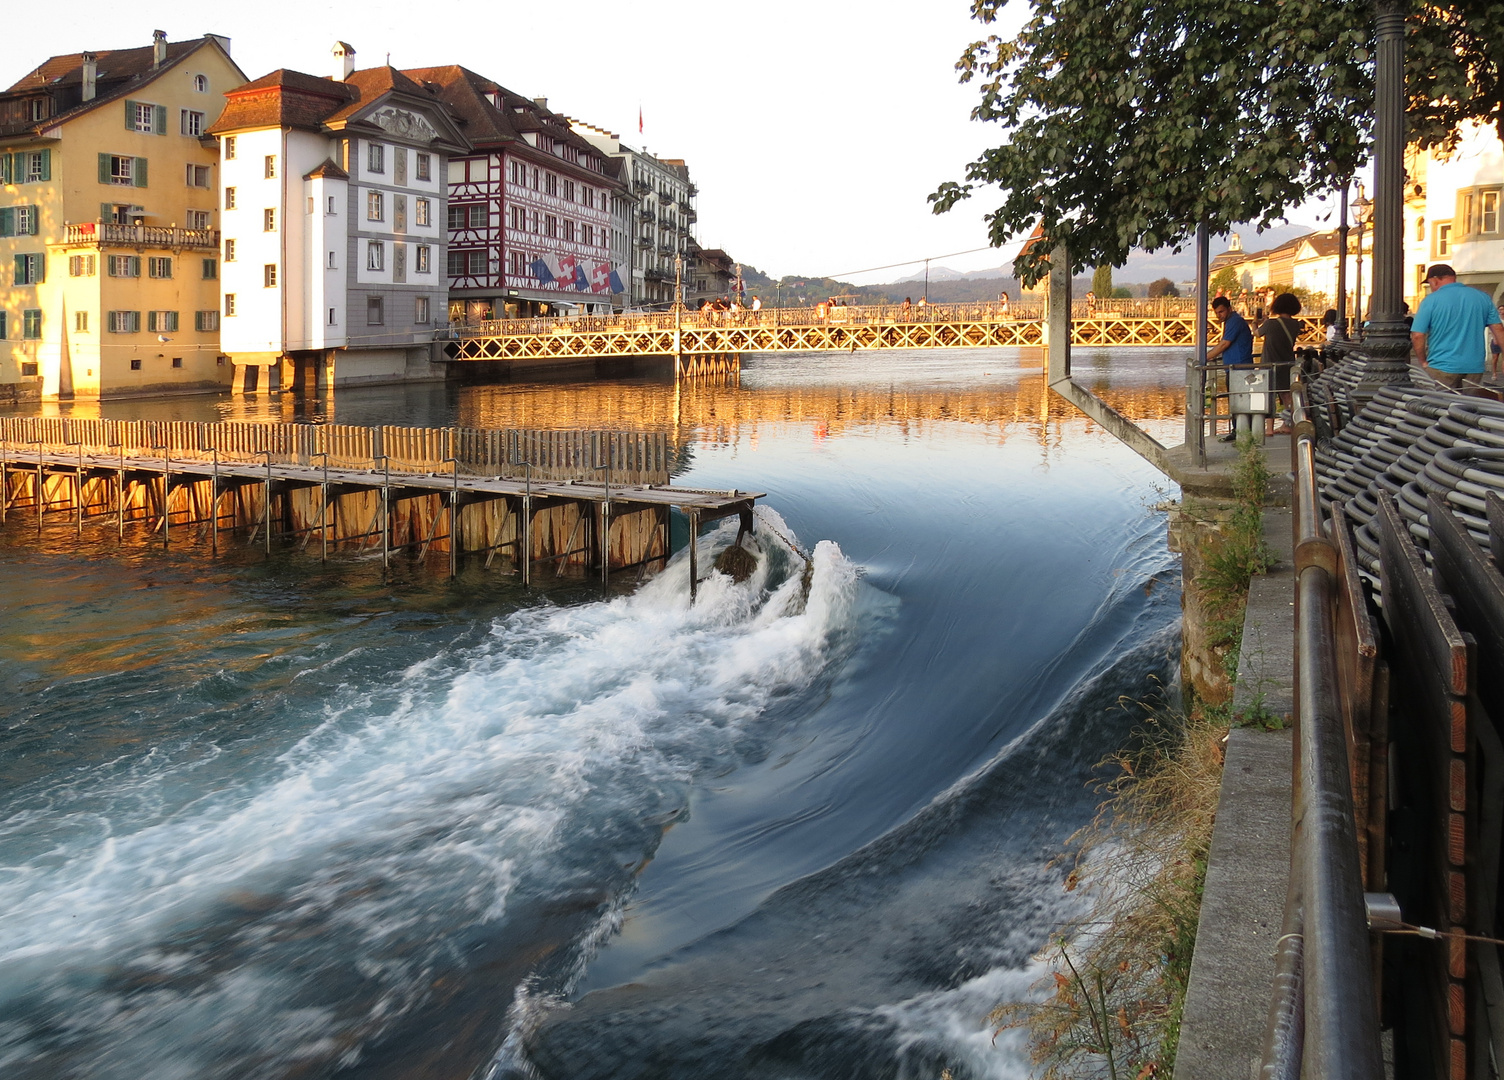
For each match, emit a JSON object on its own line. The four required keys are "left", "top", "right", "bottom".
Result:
{"left": 1316, "top": 389, "right": 1504, "bottom": 590}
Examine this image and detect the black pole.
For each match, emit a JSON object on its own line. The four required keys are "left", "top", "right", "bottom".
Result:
{"left": 1336, "top": 185, "right": 1350, "bottom": 340}
{"left": 1362, "top": 0, "right": 1412, "bottom": 380}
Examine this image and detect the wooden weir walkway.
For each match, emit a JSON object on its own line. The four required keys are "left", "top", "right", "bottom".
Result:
{"left": 445, "top": 298, "right": 1325, "bottom": 375}
{"left": 0, "top": 417, "right": 761, "bottom": 594}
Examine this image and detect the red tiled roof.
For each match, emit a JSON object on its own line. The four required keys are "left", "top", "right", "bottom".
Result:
{"left": 208, "top": 69, "right": 355, "bottom": 134}
{"left": 304, "top": 158, "right": 349, "bottom": 180}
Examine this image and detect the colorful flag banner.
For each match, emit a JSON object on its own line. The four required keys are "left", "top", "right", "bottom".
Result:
{"left": 529, "top": 257, "right": 555, "bottom": 285}
{"left": 608, "top": 266, "right": 626, "bottom": 293}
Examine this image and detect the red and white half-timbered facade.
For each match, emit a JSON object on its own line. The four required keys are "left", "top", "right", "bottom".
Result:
{"left": 404, "top": 67, "right": 625, "bottom": 321}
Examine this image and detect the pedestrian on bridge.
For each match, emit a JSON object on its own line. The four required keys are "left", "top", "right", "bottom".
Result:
{"left": 1207, "top": 296, "right": 1253, "bottom": 367}
{"left": 1411, "top": 263, "right": 1504, "bottom": 392}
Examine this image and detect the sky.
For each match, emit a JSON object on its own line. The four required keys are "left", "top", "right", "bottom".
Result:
{"left": 8, "top": 2, "right": 1364, "bottom": 286}
{"left": 4, "top": 0, "right": 1041, "bottom": 284}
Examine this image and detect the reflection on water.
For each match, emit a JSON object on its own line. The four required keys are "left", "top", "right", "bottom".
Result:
{"left": 0, "top": 346, "right": 1188, "bottom": 1080}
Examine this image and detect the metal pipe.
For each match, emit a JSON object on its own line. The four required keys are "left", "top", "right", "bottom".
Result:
{"left": 1289, "top": 394, "right": 1385, "bottom": 1078}
{"left": 376, "top": 455, "right": 390, "bottom": 572}
{"left": 1259, "top": 825, "right": 1306, "bottom": 1080}
{"left": 312, "top": 451, "right": 330, "bottom": 564}
{"left": 207, "top": 447, "right": 219, "bottom": 555}
{"left": 1191, "top": 222, "right": 1209, "bottom": 463}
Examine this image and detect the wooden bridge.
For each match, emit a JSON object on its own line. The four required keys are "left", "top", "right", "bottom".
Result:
{"left": 0, "top": 417, "right": 760, "bottom": 594}
{"left": 443, "top": 299, "right": 1324, "bottom": 373}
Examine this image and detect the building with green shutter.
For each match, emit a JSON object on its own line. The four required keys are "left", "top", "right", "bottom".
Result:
{"left": 0, "top": 32, "right": 244, "bottom": 398}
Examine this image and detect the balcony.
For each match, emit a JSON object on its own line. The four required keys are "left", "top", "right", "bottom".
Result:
{"left": 61, "top": 222, "right": 220, "bottom": 250}
{"left": 644, "top": 267, "right": 672, "bottom": 282}
{"left": 678, "top": 199, "right": 691, "bottom": 212}
{"left": 638, "top": 209, "right": 654, "bottom": 223}
{"left": 636, "top": 235, "right": 653, "bottom": 248}
{"left": 685, "top": 208, "right": 697, "bottom": 222}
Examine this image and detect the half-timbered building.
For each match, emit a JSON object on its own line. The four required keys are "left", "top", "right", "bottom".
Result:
{"left": 402, "top": 67, "right": 626, "bottom": 321}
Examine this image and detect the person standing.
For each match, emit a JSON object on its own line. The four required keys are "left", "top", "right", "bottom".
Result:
{"left": 1255, "top": 292, "right": 1301, "bottom": 435}
{"left": 1207, "top": 295, "right": 1253, "bottom": 366}
{"left": 1411, "top": 263, "right": 1504, "bottom": 391}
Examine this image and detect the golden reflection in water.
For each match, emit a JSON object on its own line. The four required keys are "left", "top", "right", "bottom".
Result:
{"left": 450, "top": 371, "right": 1185, "bottom": 451}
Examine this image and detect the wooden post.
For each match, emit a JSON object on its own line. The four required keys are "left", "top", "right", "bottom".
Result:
{"left": 209, "top": 449, "right": 219, "bottom": 555}
{"left": 75, "top": 443, "right": 83, "bottom": 536}
{"left": 688, "top": 508, "right": 699, "bottom": 601}
{"left": 379, "top": 456, "right": 390, "bottom": 572}
{"left": 520, "top": 491, "right": 531, "bottom": 586}
{"left": 117, "top": 446, "right": 125, "bottom": 541}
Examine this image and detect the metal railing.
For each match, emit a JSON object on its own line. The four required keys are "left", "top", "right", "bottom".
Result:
{"left": 1259, "top": 379, "right": 1384, "bottom": 1079}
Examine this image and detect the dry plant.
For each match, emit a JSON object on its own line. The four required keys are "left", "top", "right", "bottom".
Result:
{"left": 991, "top": 706, "right": 1229, "bottom": 1079}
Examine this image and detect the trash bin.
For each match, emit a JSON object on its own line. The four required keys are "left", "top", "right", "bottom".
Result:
{"left": 1227, "top": 365, "right": 1270, "bottom": 444}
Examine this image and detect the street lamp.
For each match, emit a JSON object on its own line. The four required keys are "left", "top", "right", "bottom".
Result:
{"left": 1353, "top": 184, "right": 1372, "bottom": 339}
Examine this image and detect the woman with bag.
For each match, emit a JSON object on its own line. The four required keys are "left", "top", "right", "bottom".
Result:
{"left": 1256, "top": 292, "right": 1302, "bottom": 436}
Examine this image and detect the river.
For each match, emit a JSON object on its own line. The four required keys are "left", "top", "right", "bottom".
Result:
{"left": 0, "top": 347, "right": 1184, "bottom": 1079}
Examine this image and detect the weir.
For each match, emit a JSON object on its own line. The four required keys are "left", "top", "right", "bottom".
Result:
{"left": 0, "top": 417, "right": 761, "bottom": 593}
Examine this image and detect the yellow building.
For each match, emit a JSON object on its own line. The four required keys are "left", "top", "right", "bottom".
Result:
{"left": 0, "top": 32, "right": 245, "bottom": 399}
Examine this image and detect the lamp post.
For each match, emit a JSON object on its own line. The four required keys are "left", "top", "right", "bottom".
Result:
{"left": 1353, "top": 184, "right": 1372, "bottom": 340}
{"left": 1360, "top": 0, "right": 1414, "bottom": 380}
{"left": 1336, "top": 184, "right": 1351, "bottom": 340}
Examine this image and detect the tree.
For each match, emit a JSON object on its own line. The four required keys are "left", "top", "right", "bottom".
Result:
{"left": 1148, "top": 277, "right": 1180, "bottom": 298}
{"left": 933, "top": 0, "right": 1504, "bottom": 286}
{"left": 1211, "top": 267, "right": 1241, "bottom": 297}
{"left": 1091, "top": 264, "right": 1113, "bottom": 297}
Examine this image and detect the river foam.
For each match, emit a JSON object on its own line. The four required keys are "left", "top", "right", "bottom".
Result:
{"left": 0, "top": 511, "right": 889, "bottom": 1078}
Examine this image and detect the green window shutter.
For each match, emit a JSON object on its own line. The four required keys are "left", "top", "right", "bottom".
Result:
{"left": 0, "top": 155, "right": 10, "bottom": 184}
{"left": 98, "top": 153, "right": 110, "bottom": 184}
{"left": 13, "top": 254, "right": 23, "bottom": 283}
{"left": 35, "top": 253, "right": 44, "bottom": 283}
{"left": 154, "top": 106, "right": 167, "bottom": 135}
{"left": 0, "top": 208, "right": 12, "bottom": 237}
{"left": 130, "top": 256, "right": 140, "bottom": 277}
{"left": 37, "top": 150, "right": 49, "bottom": 181}
{"left": 125, "top": 100, "right": 136, "bottom": 129}
{"left": 100, "top": 202, "right": 112, "bottom": 222}
{"left": 26, "top": 206, "right": 37, "bottom": 235}
{"left": 134, "top": 157, "right": 147, "bottom": 188}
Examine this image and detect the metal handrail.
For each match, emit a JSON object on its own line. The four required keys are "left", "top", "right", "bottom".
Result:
{"left": 1260, "top": 378, "right": 1384, "bottom": 1078}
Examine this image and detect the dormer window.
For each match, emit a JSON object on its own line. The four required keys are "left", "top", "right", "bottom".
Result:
{"left": 27, "top": 98, "right": 48, "bottom": 122}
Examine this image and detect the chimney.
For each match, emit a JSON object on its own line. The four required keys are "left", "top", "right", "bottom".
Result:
{"left": 533, "top": 96, "right": 548, "bottom": 111}
{"left": 81, "top": 52, "right": 97, "bottom": 102}
{"left": 205, "top": 33, "right": 231, "bottom": 56}
{"left": 332, "top": 41, "right": 356, "bottom": 81}
{"left": 152, "top": 30, "right": 167, "bottom": 68}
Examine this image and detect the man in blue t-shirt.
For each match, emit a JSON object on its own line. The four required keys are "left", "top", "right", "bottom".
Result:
{"left": 1207, "top": 296, "right": 1253, "bottom": 366}
{"left": 1412, "top": 263, "right": 1504, "bottom": 390}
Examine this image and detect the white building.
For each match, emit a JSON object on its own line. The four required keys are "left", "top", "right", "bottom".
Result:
{"left": 209, "top": 47, "right": 468, "bottom": 392}
{"left": 1407, "top": 123, "right": 1504, "bottom": 310}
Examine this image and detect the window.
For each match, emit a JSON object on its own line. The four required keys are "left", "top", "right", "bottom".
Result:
{"left": 0, "top": 206, "right": 40, "bottom": 236}
{"left": 1437, "top": 221, "right": 1453, "bottom": 257}
{"left": 187, "top": 210, "right": 211, "bottom": 229}
{"left": 103, "top": 154, "right": 143, "bottom": 186}
{"left": 21, "top": 150, "right": 50, "bottom": 183}
{"left": 27, "top": 98, "right": 47, "bottom": 122}
{"left": 185, "top": 164, "right": 211, "bottom": 188}
{"left": 15, "top": 253, "right": 45, "bottom": 284}
{"left": 22, "top": 310, "right": 41, "bottom": 339}
{"left": 307, "top": 196, "right": 315, "bottom": 215}
{"left": 328, "top": 307, "right": 337, "bottom": 325}
{"left": 563, "top": 179, "right": 574, "bottom": 202}
{"left": 582, "top": 223, "right": 593, "bottom": 247}
{"left": 263, "top": 264, "right": 277, "bottom": 287}
{"left": 1416, "top": 216, "right": 1426, "bottom": 242}
{"left": 1486, "top": 191, "right": 1501, "bottom": 235}
{"left": 368, "top": 143, "right": 384, "bottom": 174}
{"left": 171, "top": 357, "right": 183, "bottom": 368}
{"left": 147, "top": 311, "right": 179, "bottom": 332}
{"left": 224, "top": 293, "right": 236, "bottom": 316}
{"left": 0, "top": 311, "right": 6, "bottom": 337}
{"left": 108, "top": 255, "right": 140, "bottom": 277}
{"left": 415, "top": 197, "right": 430, "bottom": 227}
{"left": 129, "top": 101, "right": 158, "bottom": 133}
{"left": 130, "top": 358, "right": 142, "bottom": 370}
{"left": 195, "top": 310, "right": 219, "bottom": 331}
{"left": 509, "top": 161, "right": 523, "bottom": 185}
{"left": 327, "top": 250, "right": 337, "bottom": 269}
{"left": 544, "top": 214, "right": 557, "bottom": 238}
{"left": 367, "top": 241, "right": 385, "bottom": 270}
{"left": 68, "top": 255, "right": 96, "bottom": 277}
{"left": 368, "top": 190, "right": 384, "bottom": 221}
{"left": 562, "top": 219, "right": 575, "bottom": 242}
{"left": 108, "top": 310, "right": 141, "bottom": 333}
{"left": 264, "top": 208, "right": 276, "bottom": 231}
{"left": 202, "top": 258, "right": 217, "bottom": 279}
{"left": 531, "top": 167, "right": 539, "bottom": 190}
{"left": 194, "top": 74, "right": 209, "bottom": 93}
{"left": 544, "top": 173, "right": 558, "bottom": 196}
{"left": 415, "top": 296, "right": 430, "bottom": 323}
{"left": 327, "top": 195, "right": 337, "bottom": 215}
{"left": 264, "top": 155, "right": 276, "bottom": 179}
{"left": 416, "top": 153, "right": 431, "bottom": 181}
{"left": 447, "top": 204, "right": 486, "bottom": 229}
{"left": 510, "top": 250, "right": 525, "bottom": 276}
{"left": 509, "top": 205, "right": 524, "bottom": 231}
{"left": 224, "top": 186, "right": 236, "bottom": 209}
{"left": 416, "top": 245, "right": 430, "bottom": 273}
{"left": 148, "top": 257, "right": 172, "bottom": 278}
{"left": 224, "top": 238, "right": 236, "bottom": 261}
{"left": 530, "top": 209, "right": 540, "bottom": 233}
{"left": 181, "top": 110, "right": 205, "bottom": 136}
{"left": 224, "top": 135, "right": 236, "bottom": 159}
{"left": 367, "top": 296, "right": 384, "bottom": 325}
{"left": 75, "top": 311, "right": 89, "bottom": 332}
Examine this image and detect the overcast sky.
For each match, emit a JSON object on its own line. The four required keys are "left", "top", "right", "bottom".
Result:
{"left": 5, "top": 0, "right": 1047, "bottom": 283}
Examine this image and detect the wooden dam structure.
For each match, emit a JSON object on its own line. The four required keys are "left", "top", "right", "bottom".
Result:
{"left": 444, "top": 298, "right": 1326, "bottom": 376}
{"left": 0, "top": 417, "right": 761, "bottom": 594}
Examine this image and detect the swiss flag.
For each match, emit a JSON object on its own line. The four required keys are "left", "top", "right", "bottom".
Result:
{"left": 591, "top": 262, "right": 612, "bottom": 293}
{"left": 555, "top": 254, "right": 578, "bottom": 289}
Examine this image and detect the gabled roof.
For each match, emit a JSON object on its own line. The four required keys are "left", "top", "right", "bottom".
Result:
{"left": 1293, "top": 231, "right": 1342, "bottom": 259}
{"left": 207, "top": 65, "right": 467, "bottom": 152}
{"left": 208, "top": 69, "right": 355, "bottom": 133}
{"left": 1, "top": 36, "right": 244, "bottom": 140}
{"left": 402, "top": 64, "right": 619, "bottom": 184}
{"left": 304, "top": 158, "right": 349, "bottom": 180}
